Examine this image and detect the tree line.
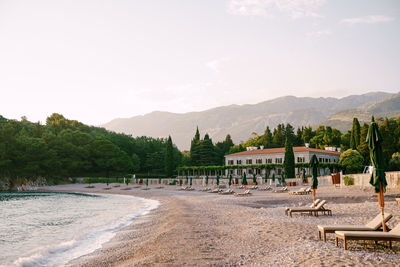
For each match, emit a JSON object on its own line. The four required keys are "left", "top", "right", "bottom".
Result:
{"left": 0, "top": 114, "right": 180, "bottom": 186}
{"left": 187, "top": 117, "right": 400, "bottom": 173}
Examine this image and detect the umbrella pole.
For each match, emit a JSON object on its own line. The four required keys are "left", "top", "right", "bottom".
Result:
{"left": 378, "top": 181, "right": 387, "bottom": 232}
{"left": 313, "top": 189, "right": 316, "bottom": 207}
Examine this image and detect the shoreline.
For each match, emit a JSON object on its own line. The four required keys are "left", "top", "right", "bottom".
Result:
{"left": 39, "top": 183, "right": 399, "bottom": 266}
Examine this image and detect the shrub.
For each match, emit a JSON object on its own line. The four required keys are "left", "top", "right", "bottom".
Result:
{"left": 339, "top": 149, "right": 364, "bottom": 174}
{"left": 343, "top": 176, "right": 354, "bottom": 186}
{"left": 388, "top": 152, "right": 400, "bottom": 171}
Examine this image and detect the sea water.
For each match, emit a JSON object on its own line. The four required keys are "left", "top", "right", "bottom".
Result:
{"left": 0, "top": 192, "right": 159, "bottom": 267}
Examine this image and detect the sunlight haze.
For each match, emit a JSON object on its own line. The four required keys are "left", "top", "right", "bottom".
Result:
{"left": 0, "top": 0, "right": 399, "bottom": 125}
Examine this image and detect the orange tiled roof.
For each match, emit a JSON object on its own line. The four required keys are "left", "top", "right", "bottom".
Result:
{"left": 227, "top": 146, "right": 341, "bottom": 156}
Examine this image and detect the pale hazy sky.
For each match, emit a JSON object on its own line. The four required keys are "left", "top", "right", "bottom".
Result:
{"left": 1, "top": 0, "right": 399, "bottom": 125}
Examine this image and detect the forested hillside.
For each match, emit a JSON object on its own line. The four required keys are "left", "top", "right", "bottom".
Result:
{"left": 0, "top": 114, "right": 181, "bottom": 188}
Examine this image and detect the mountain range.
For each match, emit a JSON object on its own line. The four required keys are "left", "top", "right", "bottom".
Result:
{"left": 102, "top": 91, "right": 399, "bottom": 150}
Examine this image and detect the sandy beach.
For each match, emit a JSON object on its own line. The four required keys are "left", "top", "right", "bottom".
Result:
{"left": 41, "top": 183, "right": 400, "bottom": 266}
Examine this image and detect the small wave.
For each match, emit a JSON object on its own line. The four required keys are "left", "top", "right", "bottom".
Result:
{"left": 9, "top": 194, "right": 159, "bottom": 267}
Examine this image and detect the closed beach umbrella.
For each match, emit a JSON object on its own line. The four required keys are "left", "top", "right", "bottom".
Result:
{"left": 281, "top": 171, "right": 285, "bottom": 186}
{"left": 302, "top": 169, "right": 307, "bottom": 184}
{"left": 272, "top": 173, "right": 275, "bottom": 182}
{"left": 145, "top": 178, "right": 149, "bottom": 187}
{"left": 310, "top": 154, "right": 319, "bottom": 206}
{"left": 135, "top": 177, "right": 138, "bottom": 184}
{"left": 242, "top": 172, "right": 247, "bottom": 189}
{"left": 205, "top": 175, "right": 209, "bottom": 186}
{"left": 186, "top": 175, "right": 189, "bottom": 185}
{"left": 190, "top": 177, "right": 193, "bottom": 187}
{"left": 229, "top": 174, "right": 232, "bottom": 187}
{"left": 253, "top": 174, "right": 257, "bottom": 184}
{"left": 216, "top": 175, "right": 220, "bottom": 186}
{"left": 265, "top": 171, "right": 268, "bottom": 183}
{"left": 367, "top": 117, "right": 388, "bottom": 231}
{"left": 159, "top": 177, "right": 162, "bottom": 184}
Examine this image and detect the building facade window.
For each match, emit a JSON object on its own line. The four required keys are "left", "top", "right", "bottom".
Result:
{"left": 246, "top": 159, "right": 252, "bottom": 164}
{"left": 228, "top": 160, "right": 234, "bottom": 165}
{"left": 275, "top": 158, "right": 283, "bottom": 164}
{"left": 267, "top": 158, "right": 272, "bottom": 164}
{"left": 256, "top": 159, "right": 262, "bottom": 164}
{"left": 237, "top": 160, "right": 242, "bottom": 165}
{"left": 237, "top": 169, "right": 242, "bottom": 175}
{"left": 297, "top": 157, "right": 305, "bottom": 163}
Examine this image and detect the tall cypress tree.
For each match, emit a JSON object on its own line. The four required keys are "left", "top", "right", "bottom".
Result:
{"left": 284, "top": 136, "right": 295, "bottom": 178}
{"left": 164, "top": 135, "right": 174, "bottom": 177}
{"left": 190, "top": 127, "right": 201, "bottom": 166}
{"left": 199, "top": 133, "right": 217, "bottom": 166}
{"left": 350, "top": 118, "right": 361, "bottom": 149}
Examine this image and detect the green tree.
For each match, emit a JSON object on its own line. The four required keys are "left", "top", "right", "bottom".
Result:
{"left": 283, "top": 136, "right": 295, "bottom": 178}
{"left": 388, "top": 152, "right": 400, "bottom": 171}
{"left": 350, "top": 118, "right": 361, "bottom": 149}
{"left": 164, "top": 136, "right": 174, "bottom": 177}
{"left": 339, "top": 149, "right": 364, "bottom": 174}
{"left": 190, "top": 127, "right": 201, "bottom": 166}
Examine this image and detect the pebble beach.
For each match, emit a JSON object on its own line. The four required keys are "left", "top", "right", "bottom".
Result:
{"left": 42, "top": 183, "right": 400, "bottom": 266}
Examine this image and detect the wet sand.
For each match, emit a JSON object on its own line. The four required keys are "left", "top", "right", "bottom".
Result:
{"left": 42, "top": 183, "right": 400, "bottom": 266}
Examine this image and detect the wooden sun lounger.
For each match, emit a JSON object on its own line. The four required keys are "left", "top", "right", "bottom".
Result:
{"left": 335, "top": 223, "right": 400, "bottom": 250}
{"left": 273, "top": 187, "right": 288, "bottom": 193}
{"left": 219, "top": 189, "right": 235, "bottom": 195}
{"left": 258, "top": 186, "right": 272, "bottom": 191}
{"left": 289, "top": 188, "right": 306, "bottom": 195}
{"left": 318, "top": 213, "right": 393, "bottom": 242}
{"left": 287, "top": 200, "right": 331, "bottom": 217}
{"left": 285, "top": 199, "right": 320, "bottom": 216}
{"left": 234, "top": 190, "right": 251, "bottom": 197}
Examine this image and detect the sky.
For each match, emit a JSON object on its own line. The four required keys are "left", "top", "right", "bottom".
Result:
{"left": 0, "top": 0, "right": 399, "bottom": 125}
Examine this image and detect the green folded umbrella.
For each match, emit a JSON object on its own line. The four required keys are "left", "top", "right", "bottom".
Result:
{"left": 281, "top": 171, "right": 285, "bottom": 185}
{"left": 145, "top": 178, "right": 149, "bottom": 187}
{"left": 367, "top": 116, "right": 388, "bottom": 231}
{"left": 206, "top": 175, "right": 209, "bottom": 185}
{"left": 264, "top": 172, "right": 268, "bottom": 183}
{"left": 302, "top": 169, "right": 307, "bottom": 184}
{"left": 216, "top": 175, "right": 220, "bottom": 186}
{"left": 242, "top": 173, "right": 247, "bottom": 186}
{"left": 310, "top": 155, "right": 319, "bottom": 189}
{"left": 253, "top": 174, "right": 257, "bottom": 184}
{"left": 272, "top": 173, "right": 275, "bottom": 182}
{"left": 159, "top": 177, "right": 162, "bottom": 184}
{"left": 190, "top": 177, "right": 192, "bottom": 186}
{"left": 310, "top": 154, "right": 319, "bottom": 205}
{"left": 186, "top": 175, "right": 189, "bottom": 185}
{"left": 229, "top": 174, "right": 232, "bottom": 187}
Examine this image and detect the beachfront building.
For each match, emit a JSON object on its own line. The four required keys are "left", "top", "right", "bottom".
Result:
{"left": 225, "top": 145, "right": 341, "bottom": 178}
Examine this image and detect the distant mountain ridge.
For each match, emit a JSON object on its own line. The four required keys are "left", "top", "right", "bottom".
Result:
{"left": 323, "top": 92, "right": 400, "bottom": 131}
{"left": 102, "top": 92, "right": 397, "bottom": 150}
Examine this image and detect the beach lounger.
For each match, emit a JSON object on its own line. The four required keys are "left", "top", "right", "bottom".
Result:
{"left": 199, "top": 187, "right": 211, "bottom": 192}
{"left": 396, "top": 198, "right": 400, "bottom": 206}
{"left": 208, "top": 188, "right": 222, "bottom": 193}
{"left": 318, "top": 213, "right": 393, "bottom": 242}
{"left": 234, "top": 190, "right": 251, "bottom": 197}
{"left": 273, "top": 186, "right": 288, "bottom": 193}
{"left": 289, "top": 188, "right": 306, "bottom": 195}
{"left": 287, "top": 200, "right": 330, "bottom": 217}
{"left": 219, "top": 189, "right": 234, "bottom": 195}
{"left": 335, "top": 223, "right": 400, "bottom": 250}
{"left": 249, "top": 185, "right": 258, "bottom": 190}
{"left": 285, "top": 199, "right": 321, "bottom": 216}
{"left": 258, "top": 186, "right": 272, "bottom": 191}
